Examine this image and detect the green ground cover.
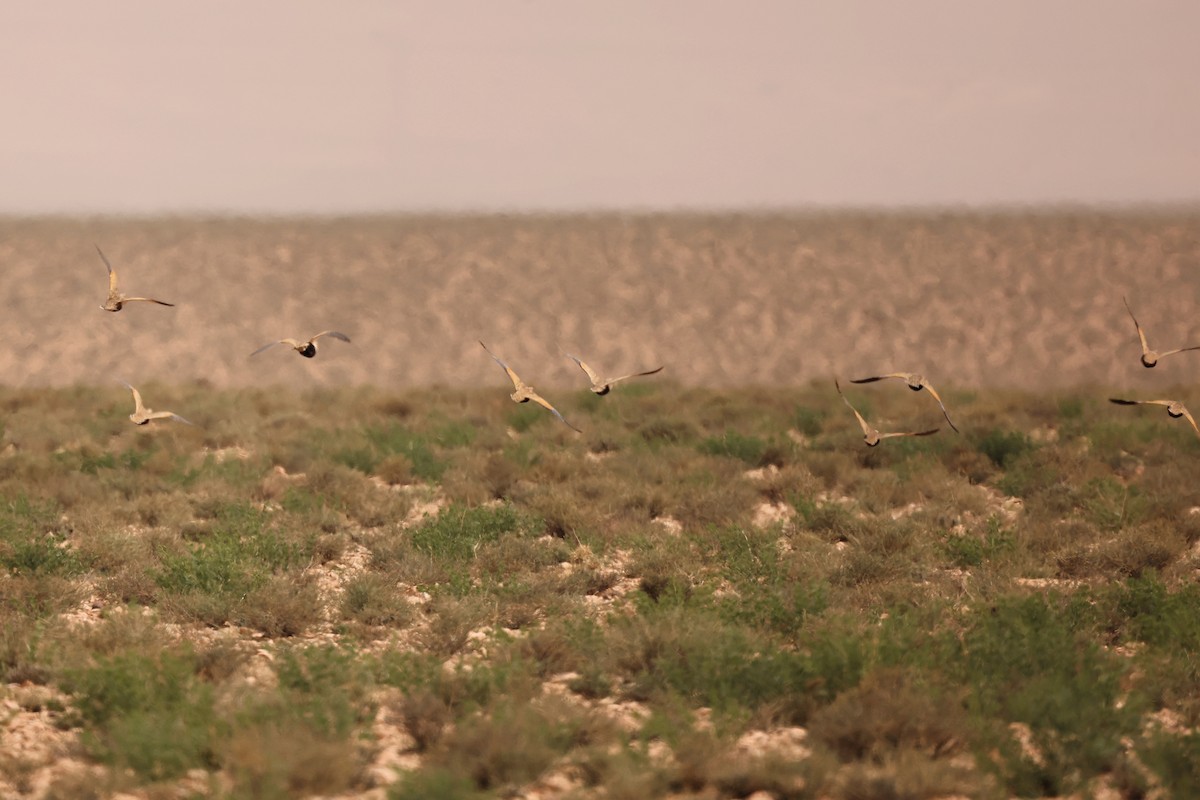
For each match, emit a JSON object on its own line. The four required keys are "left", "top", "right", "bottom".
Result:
{"left": 0, "top": 381, "right": 1198, "bottom": 799}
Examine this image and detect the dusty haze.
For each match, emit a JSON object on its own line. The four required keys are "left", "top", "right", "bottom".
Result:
{"left": 2, "top": 212, "right": 1198, "bottom": 392}
{"left": 2, "top": 2, "right": 1199, "bottom": 213}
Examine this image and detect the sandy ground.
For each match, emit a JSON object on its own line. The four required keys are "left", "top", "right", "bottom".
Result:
{"left": 1, "top": 211, "right": 1198, "bottom": 392}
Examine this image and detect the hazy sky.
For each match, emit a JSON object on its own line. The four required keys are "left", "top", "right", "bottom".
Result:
{"left": 2, "top": 1, "right": 1198, "bottom": 213}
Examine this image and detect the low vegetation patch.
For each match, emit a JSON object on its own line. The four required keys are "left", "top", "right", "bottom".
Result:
{"left": 0, "top": 382, "right": 1197, "bottom": 797}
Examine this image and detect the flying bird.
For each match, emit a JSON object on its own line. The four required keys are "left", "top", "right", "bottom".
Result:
{"left": 562, "top": 350, "right": 663, "bottom": 395}
{"left": 121, "top": 382, "right": 193, "bottom": 426}
{"left": 836, "top": 379, "right": 939, "bottom": 447}
{"left": 249, "top": 331, "right": 351, "bottom": 358}
{"left": 1123, "top": 296, "right": 1200, "bottom": 368}
{"left": 849, "top": 372, "right": 959, "bottom": 433}
{"left": 96, "top": 246, "right": 175, "bottom": 312}
{"left": 1109, "top": 397, "right": 1200, "bottom": 439}
{"left": 480, "top": 341, "right": 581, "bottom": 432}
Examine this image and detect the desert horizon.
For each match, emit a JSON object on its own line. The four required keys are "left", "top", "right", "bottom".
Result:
{"left": 2, "top": 209, "right": 1199, "bottom": 396}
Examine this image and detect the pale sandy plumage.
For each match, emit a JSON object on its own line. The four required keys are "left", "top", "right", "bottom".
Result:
{"left": 480, "top": 341, "right": 581, "bottom": 432}
{"left": 121, "top": 382, "right": 193, "bottom": 426}
{"left": 562, "top": 350, "right": 663, "bottom": 395}
{"left": 1109, "top": 397, "right": 1200, "bottom": 439}
{"left": 837, "top": 379, "right": 939, "bottom": 447}
{"left": 249, "top": 330, "right": 351, "bottom": 358}
{"left": 1123, "top": 296, "right": 1200, "bottom": 368}
{"left": 96, "top": 246, "right": 174, "bottom": 312}
{"left": 849, "top": 371, "right": 959, "bottom": 433}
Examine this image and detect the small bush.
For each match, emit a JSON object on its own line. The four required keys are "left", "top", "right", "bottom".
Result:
{"left": 64, "top": 649, "right": 218, "bottom": 781}
{"left": 698, "top": 432, "right": 781, "bottom": 466}
{"left": 976, "top": 428, "right": 1034, "bottom": 469}
{"left": 808, "top": 667, "right": 966, "bottom": 761}
{"left": 958, "top": 596, "right": 1139, "bottom": 796}
{"left": 342, "top": 572, "right": 416, "bottom": 628}
{"left": 409, "top": 503, "right": 535, "bottom": 563}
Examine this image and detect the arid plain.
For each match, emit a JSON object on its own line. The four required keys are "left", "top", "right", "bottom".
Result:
{"left": 2, "top": 213, "right": 1200, "bottom": 800}
{"left": 2, "top": 211, "right": 1199, "bottom": 393}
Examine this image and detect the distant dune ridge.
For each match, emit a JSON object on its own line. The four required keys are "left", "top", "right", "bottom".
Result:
{"left": 0, "top": 211, "right": 1197, "bottom": 391}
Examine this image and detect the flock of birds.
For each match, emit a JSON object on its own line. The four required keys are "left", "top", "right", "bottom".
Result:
{"left": 833, "top": 296, "right": 1200, "bottom": 446}
{"left": 96, "top": 246, "right": 665, "bottom": 431}
{"left": 97, "top": 246, "right": 1200, "bottom": 444}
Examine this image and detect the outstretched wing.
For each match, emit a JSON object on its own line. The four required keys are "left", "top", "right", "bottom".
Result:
{"left": 607, "top": 365, "right": 665, "bottom": 386}
{"left": 121, "top": 297, "right": 175, "bottom": 307}
{"left": 1109, "top": 398, "right": 1171, "bottom": 408}
{"left": 480, "top": 341, "right": 524, "bottom": 391}
{"left": 919, "top": 381, "right": 959, "bottom": 433}
{"left": 120, "top": 381, "right": 145, "bottom": 415}
{"left": 312, "top": 331, "right": 351, "bottom": 344}
{"left": 96, "top": 245, "right": 118, "bottom": 294}
{"left": 249, "top": 340, "right": 286, "bottom": 357}
{"left": 1157, "top": 345, "right": 1200, "bottom": 359}
{"left": 836, "top": 379, "right": 873, "bottom": 437}
{"left": 147, "top": 410, "right": 194, "bottom": 426}
{"left": 1124, "top": 296, "right": 1151, "bottom": 356}
{"left": 563, "top": 352, "right": 603, "bottom": 386}
{"left": 1181, "top": 408, "right": 1200, "bottom": 439}
{"left": 527, "top": 391, "right": 581, "bottom": 433}
{"left": 849, "top": 373, "right": 906, "bottom": 384}
{"left": 879, "top": 428, "right": 940, "bottom": 440}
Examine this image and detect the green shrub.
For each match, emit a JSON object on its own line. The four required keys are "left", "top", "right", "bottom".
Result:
{"left": 389, "top": 768, "right": 487, "bottom": 800}
{"left": 0, "top": 496, "right": 81, "bottom": 576}
{"left": 409, "top": 503, "right": 535, "bottom": 563}
{"left": 1114, "top": 573, "right": 1200, "bottom": 654}
{"left": 1140, "top": 732, "right": 1200, "bottom": 797}
{"left": 958, "top": 596, "right": 1139, "bottom": 796}
{"left": 65, "top": 649, "right": 218, "bottom": 781}
{"left": 976, "top": 428, "right": 1034, "bottom": 469}
{"left": 698, "top": 432, "right": 775, "bottom": 466}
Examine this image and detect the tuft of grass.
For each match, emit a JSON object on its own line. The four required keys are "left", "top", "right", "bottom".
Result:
{"left": 0, "top": 496, "right": 81, "bottom": 577}
{"left": 698, "top": 432, "right": 784, "bottom": 467}
{"left": 975, "top": 428, "right": 1034, "bottom": 469}
{"left": 808, "top": 667, "right": 967, "bottom": 761}
{"left": 939, "top": 516, "right": 1015, "bottom": 568}
{"left": 409, "top": 503, "right": 537, "bottom": 563}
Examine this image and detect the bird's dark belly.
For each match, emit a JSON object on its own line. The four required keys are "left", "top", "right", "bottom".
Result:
{"left": 299, "top": 344, "right": 317, "bottom": 358}
{"left": 595, "top": 386, "right": 611, "bottom": 396}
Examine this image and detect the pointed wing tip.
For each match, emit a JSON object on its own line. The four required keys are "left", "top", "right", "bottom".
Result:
{"left": 316, "top": 330, "right": 351, "bottom": 343}
{"left": 95, "top": 245, "right": 113, "bottom": 272}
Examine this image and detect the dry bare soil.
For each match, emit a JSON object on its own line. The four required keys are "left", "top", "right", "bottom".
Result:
{"left": 1, "top": 210, "right": 1199, "bottom": 392}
